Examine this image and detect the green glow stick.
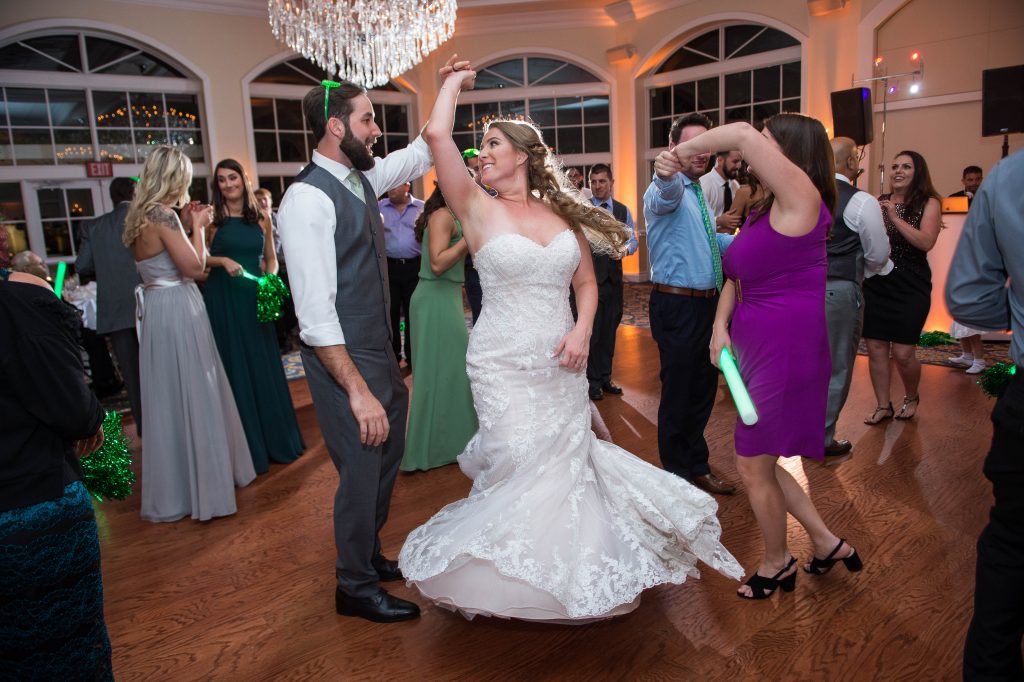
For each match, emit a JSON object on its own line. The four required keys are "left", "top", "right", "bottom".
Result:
{"left": 53, "top": 261, "right": 67, "bottom": 300}
{"left": 720, "top": 347, "right": 758, "bottom": 426}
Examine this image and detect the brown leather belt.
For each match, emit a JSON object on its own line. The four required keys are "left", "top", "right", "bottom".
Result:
{"left": 653, "top": 283, "right": 718, "bottom": 298}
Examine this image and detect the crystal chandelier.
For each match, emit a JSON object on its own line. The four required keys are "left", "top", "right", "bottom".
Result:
{"left": 268, "top": 0, "right": 458, "bottom": 88}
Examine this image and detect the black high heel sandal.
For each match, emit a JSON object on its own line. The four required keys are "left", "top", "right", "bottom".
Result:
{"left": 738, "top": 557, "right": 797, "bottom": 600}
{"left": 804, "top": 538, "right": 863, "bottom": 575}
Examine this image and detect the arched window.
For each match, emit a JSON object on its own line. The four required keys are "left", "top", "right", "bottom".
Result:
{"left": 247, "top": 56, "right": 414, "bottom": 204}
{"left": 0, "top": 30, "right": 206, "bottom": 263}
{"left": 645, "top": 23, "right": 801, "bottom": 156}
{"left": 455, "top": 56, "right": 610, "bottom": 175}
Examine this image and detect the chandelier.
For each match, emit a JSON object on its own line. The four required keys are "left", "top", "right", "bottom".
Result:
{"left": 268, "top": 0, "right": 458, "bottom": 88}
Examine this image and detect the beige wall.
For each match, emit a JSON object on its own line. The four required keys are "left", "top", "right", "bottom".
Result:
{"left": 2, "top": 0, "right": 1022, "bottom": 274}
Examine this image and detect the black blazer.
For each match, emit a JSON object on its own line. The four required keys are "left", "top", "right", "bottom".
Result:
{"left": 591, "top": 198, "right": 629, "bottom": 286}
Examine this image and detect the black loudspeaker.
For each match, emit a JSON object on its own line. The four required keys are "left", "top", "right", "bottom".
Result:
{"left": 830, "top": 87, "right": 874, "bottom": 146}
{"left": 982, "top": 65, "right": 1024, "bottom": 137}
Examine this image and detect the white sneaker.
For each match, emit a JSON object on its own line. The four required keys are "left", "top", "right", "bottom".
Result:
{"left": 966, "top": 360, "right": 987, "bottom": 375}
{"left": 948, "top": 354, "right": 973, "bottom": 367}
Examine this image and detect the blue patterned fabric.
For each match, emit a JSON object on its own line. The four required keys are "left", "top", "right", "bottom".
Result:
{"left": 0, "top": 481, "right": 113, "bottom": 681}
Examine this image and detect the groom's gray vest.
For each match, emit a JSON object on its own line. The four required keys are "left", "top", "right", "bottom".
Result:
{"left": 293, "top": 162, "right": 391, "bottom": 351}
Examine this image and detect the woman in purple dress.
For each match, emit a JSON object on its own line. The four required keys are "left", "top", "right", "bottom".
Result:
{"left": 669, "top": 113, "right": 864, "bottom": 599}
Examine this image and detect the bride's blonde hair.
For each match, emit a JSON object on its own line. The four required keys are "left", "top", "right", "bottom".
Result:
{"left": 484, "top": 119, "right": 627, "bottom": 255}
{"left": 123, "top": 146, "right": 193, "bottom": 246}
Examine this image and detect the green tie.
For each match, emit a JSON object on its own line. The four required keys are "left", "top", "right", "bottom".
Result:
{"left": 690, "top": 182, "right": 723, "bottom": 291}
{"left": 345, "top": 170, "right": 365, "bottom": 203}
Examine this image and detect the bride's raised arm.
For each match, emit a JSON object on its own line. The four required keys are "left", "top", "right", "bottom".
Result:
{"left": 422, "top": 56, "right": 488, "bottom": 244}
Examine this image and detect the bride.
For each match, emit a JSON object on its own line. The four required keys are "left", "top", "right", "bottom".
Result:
{"left": 398, "top": 57, "right": 742, "bottom": 622}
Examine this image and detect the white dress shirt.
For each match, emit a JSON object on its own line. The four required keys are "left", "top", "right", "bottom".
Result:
{"left": 698, "top": 167, "right": 741, "bottom": 217}
{"left": 277, "top": 137, "right": 433, "bottom": 347}
{"left": 834, "top": 173, "right": 893, "bottom": 278}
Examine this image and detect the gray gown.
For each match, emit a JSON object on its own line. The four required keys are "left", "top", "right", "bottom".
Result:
{"left": 136, "top": 251, "right": 256, "bottom": 522}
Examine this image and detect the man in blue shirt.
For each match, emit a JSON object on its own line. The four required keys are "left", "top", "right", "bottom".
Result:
{"left": 587, "top": 163, "right": 638, "bottom": 400}
{"left": 379, "top": 182, "right": 424, "bottom": 368}
{"left": 643, "top": 112, "right": 736, "bottom": 496}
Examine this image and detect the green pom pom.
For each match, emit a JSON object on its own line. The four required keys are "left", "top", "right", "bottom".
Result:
{"left": 977, "top": 362, "right": 1018, "bottom": 399}
{"left": 919, "top": 330, "right": 956, "bottom": 347}
{"left": 255, "top": 272, "right": 290, "bottom": 323}
{"left": 80, "top": 411, "right": 136, "bottom": 501}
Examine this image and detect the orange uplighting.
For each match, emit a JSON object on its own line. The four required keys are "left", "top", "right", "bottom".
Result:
{"left": 910, "top": 51, "right": 920, "bottom": 61}
{"left": 874, "top": 56, "right": 883, "bottom": 66}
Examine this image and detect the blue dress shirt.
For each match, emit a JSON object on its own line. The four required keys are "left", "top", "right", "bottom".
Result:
{"left": 643, "top": 172, "right": 734, "bottom": 289}
{"left": 379, "top": 197, "right": 425, "bottom": 258}
{"left": 589, "top": 195, "right": 639, "bottom": 255}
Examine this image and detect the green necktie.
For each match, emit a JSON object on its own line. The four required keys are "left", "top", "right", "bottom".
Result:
{"left": 345, "top": 170, "right": 365, "bottom": 203}
{"left": 690, "top": 182, "right": 723, "bottom": 291}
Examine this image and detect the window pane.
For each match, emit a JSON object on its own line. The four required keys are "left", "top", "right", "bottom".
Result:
{"left": 0, "top": 183, "right": 25, "bottom": 220}
{"left": 702, "top": 109, "right": 720, "bottom": 127}
{"left": 169, "top": 129, "right": 203, "bottom": 161}
{"left": 556, "top": 127, "right": 583, "bottom": 154}
{"left": 584, "top": 96, "right": 609, "bottom": 125}
{"left": 67, "top": 189, "right": 95, "bottom": 218}
{"left": 753, "top": 102, "right": 781, "bottom": 127}
{"left": 650, "top": 87, "right": 671, "bottom": 118}
{"left": 782, "top": 98, "right": 801, "bottom": 113}
{"left": 24, "top": 35, "right": 82, "bottom": 71}
{"left": 385, "top": 104, "right": 409, "bottom": 133}
{"left": 672, "top": 82, "right": 695, "bottom": 113}
{"left": 556, "top": 97, "right": 582, "bottom": 126}
{"left": 386, "top": 134, "right": 408, "bottom": 152}
{"left": 188, "top": 177, "right": 209, "bottom": 203}
{"left": 11, "top": 129, "right": 53, "bottom": 164}
{"left": 37, "top": 188, "right": 66, "bottom": 219}
{"left": 725, "top": 25, "right": 764, "bottom": 59}
{"left": 753, "top": 66, "right": 780, "bottom": 102}
{"left": 656, "top": 47, "right": 715, "bottom": 73}
{"left": 725, "top": 71, "right": 751, "bottom": 107}
{"left": 782, "top": 61, "right": 801, "bottom": 99}
{"left": 528, "top": 98, "right": 556, "bottom": 127}
{"left": 251, "top": 98, "right": 275, "bottom": 129}
{"left": 486, "top": 59, "right": 525, "bottom": 86}
{"left": 97, "top": 52, "right": 183, "bottom": 78}
{"left": 86, "top": 36, "right": 138, "bottom": 71}
{"left": 454, "top": 104, "right": 475, "bottom": 133}
{"left": 254, "top": 61, "right": 315, "bottom": 85}
{"left": 733, "top": 28, "right": 799, "bottom": 58}
{"left": 452, "top": 132, "right": 475, "bottom": 153}
{"left": 98, "top": 129, "right": 134, "bottom": 163}
{"left": 474, "top": 101, "right": 499, "bottom": 128}
{"left": 530, "top": 61, "right": 600, "bottom": 86}
{"left": 54, "top": 129, "right": 93, "bottom": 164}
{"left": 165, "top": 94, "right": 200, "bottom": 129}
{"left": 43, "top": 221, "right": 73, "bottom": 257}
{"left": 499, "top": 100, "right": 526, "bottom": 119}
{"left": 474, "top": 70, "right": 516, "bottom": 90}
{"left": 687, "top": 29, "right": 720, "bottom": 59}
{"left": 7, "top": 88, "right": 49, "bottom": 126}
{"left": 0, "top": 130, "right": 11, "bottom": 166}
{"left": 725, "top": 106, "right": 751, "bottom": 124}
{"left": 0, "top": 42, "right": 77, "bottom": 72}
{"left": 255, "top": 132, "right": 278, "bottom": 162}
{"left": 650, "top": 118, "right": 672, "bottom": 147}
{"left": 697, "top": 78, "right": 719, "bottom": 111}
{"left": 48, "top": 90, "right": 88, "bottom": 127}
{"left": 279, "top": 132, "right": 307, "bottom": 162}
{"left": 584, "top": 125, "right": 610, "bottom": 153}
{"left": 93, "top": 91, "right": 130, "bottom": 128}
{"left": 135, "top": 129, "right": 167, "bottom": 161}
{"left": 130, "top": 92, "right": 166, "bottom": 128}
{"left": 276, "top": 99, "right": 304, "bottom": 131}
{"left": 0, "top": 91, "right": 7, "bottom": 127}
{"left": 371, "top": 137, "right": 386, "bottom": 159}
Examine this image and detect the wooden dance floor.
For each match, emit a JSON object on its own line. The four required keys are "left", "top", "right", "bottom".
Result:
{"left": 99, "top": 325, "right": 993, "bottom": 681}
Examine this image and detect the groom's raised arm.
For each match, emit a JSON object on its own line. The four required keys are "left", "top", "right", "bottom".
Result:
{"left": 364, "top": 135, "right": 433, "bottom": 197}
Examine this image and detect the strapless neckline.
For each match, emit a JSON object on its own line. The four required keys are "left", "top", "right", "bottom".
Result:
{"left": 475, "top": 229, "right": 574, "bottom": 259}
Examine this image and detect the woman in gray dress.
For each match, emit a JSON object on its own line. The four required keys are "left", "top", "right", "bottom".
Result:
{"left": 124, "top": 146, "right": 256, "bottom": 522}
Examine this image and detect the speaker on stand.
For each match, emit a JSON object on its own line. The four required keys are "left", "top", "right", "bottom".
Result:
{"left": 830, "top": 87, "right": 874, "bottom": 146}
{"left": 982, "top": 65, "right": 1024, "bottom": 158}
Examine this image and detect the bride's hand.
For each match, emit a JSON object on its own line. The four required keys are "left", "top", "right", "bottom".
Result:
{"left": 554, "top": 326, "right": 589, "bottom": 373}
{"left": 439, "top": 54, "right": 476, "bottom": 90}
{"left": 710, "top": 324, "right": 732, "bottom": 369}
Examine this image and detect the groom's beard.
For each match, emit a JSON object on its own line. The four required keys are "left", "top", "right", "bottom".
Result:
{"left": 341, "top": 128, "right": 376, "bottom": 171}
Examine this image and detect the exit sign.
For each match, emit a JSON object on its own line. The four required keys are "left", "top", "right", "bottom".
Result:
{"left": 86, "top": 162, "right": 113, "bottom": 177}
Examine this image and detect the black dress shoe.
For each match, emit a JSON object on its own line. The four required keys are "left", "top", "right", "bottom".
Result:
{"left": 589, "top": 386, "right": 604, "bottom": 401}
{"left": 335, "top": 588, "right": 420, "bottom": 622}
{"left": 372, "top": 555, "right": 404, "bottom": 582}
{"left": 824, "top": 439, "right": 853, "bottom": 457}
{"left": 601, "top": 380, "right": 623, "bottom": 395}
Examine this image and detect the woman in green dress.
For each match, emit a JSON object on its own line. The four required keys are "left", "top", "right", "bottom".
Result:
{"left": 403, "top": 186, "right": 478, "bottom": 471}
{"left": 201, "top": 158, "right": 304, "bottom": 474}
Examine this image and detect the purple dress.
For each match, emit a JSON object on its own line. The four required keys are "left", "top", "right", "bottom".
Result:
{"left": 722, "top": 201, "right": 832, "bottom": 460}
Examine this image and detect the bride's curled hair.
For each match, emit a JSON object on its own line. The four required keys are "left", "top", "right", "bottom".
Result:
{"left": 484, "top": 119, "right": 627, "bottom": 255}
{"left": 123, "top": 146, "right": 193, "bottom": 247}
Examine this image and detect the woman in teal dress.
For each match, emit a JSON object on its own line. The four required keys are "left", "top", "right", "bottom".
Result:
{"left": 201, "top": 158, "right": 304, "bottom": 474}
{"left": 403, "top": 186, "right": 478, "bottom": 471}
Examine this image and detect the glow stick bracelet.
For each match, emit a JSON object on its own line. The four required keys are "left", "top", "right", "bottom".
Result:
{"left": 53, "top": 261, "right": 67, "bottom": 300}
{"left": 720, "top": 347, "right": 758, "bottom": 426}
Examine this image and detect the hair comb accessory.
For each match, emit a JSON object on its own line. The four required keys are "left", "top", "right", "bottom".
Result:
{"left": 321, "top": 79, "right": 341, "bottom": 121}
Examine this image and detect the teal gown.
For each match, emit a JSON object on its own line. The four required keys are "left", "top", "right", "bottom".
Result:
{"left": 203, "top": 217, "right": 304, "bottom": 474}
{"left": 403, "top": 216, "right": 478, "bottom": 471}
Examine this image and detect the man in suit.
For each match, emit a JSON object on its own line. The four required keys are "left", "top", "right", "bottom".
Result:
{"left": 75, "top": 177, "right": 143, "bottom": 434}
{"left": 948, "top": 165, "right": 983, "bottom": 206}
{"left": 700, "top": 150, "right": 743, "bottom": 234}
{"left": 587, "top": 163, "right": 637, "bottom": 401}
{"left": 643, "top": 112, "right": 737, "bottom": 496}
{"left": 277, "top": 78, "right": 439, "bottom": 623}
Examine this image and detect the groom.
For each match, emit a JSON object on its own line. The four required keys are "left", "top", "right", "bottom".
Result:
{"left": 277, "top": 80, "right": 434, "bottom": 623}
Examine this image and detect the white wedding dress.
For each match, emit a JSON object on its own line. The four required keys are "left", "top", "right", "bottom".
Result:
{"left": 398, "top": 229, "right": 743, "bottom": 622}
